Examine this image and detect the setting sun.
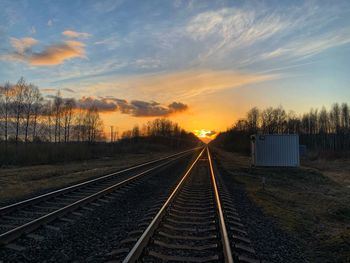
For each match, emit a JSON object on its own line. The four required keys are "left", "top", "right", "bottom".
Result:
{"left": 193, "top": 129, "right": 217, "bottom": 142}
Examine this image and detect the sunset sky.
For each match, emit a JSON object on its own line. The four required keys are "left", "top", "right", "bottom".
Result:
{"left": 1, "top": 0, "right": 350, "bottom": 140}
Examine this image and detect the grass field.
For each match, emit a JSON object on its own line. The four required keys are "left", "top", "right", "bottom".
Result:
{"left": 213, "top": 147, "right": 350, "bottom": 262}
{"left": 0, "top": 151, "right": 174, "bottom": 205}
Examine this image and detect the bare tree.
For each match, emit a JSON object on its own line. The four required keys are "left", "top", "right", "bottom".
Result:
{"left": 121, "top": 130, "right": 132, "bottom": 139}
{"left": 272, "top": 106, "right": 287, "bottom": 133}
{"left": 286, "top": 110, "right": 301, "bottom": 134}
{"left": 318, "top": 106, "right": 329, "bottom": 134}
{"left": 63, "top": 99, "right": 75, "bottom": 142}
{"left": 84, "top": 106, "right": 103, "bottom": 142}
{"left": 131, "top": 125, "right": 140, "bottom": 138}
{"left": 330, "top": 103, "right": 341, "bottom": 133}
{"left": 0, "top": 84, "right": 3, "bottom": 140}
{"left": 23, "top": 84, "right": 37, "bottom": 142}
{"left": 73, "top": 109, "right": 85, "bottom": 142}
{"left": 234, "top": 119, "right": 249, "bottom": 131}
{"left": 14, "top": 77, "right": 27, "bottom": 143}
{"left": 53, "top": 91, "right": 63, "bottom": 143}
{"left": 341, "top": 103, "right": 349, "bottom": 132}
{"left": 309, "top": 108, "right": 318, "bottom": 134}
{"left": 0, "top": 82, "right": 13, "bottom": 143}
{"left": 246, "top": 107, "right": 259, "bottom": 133}
{"left": 173, "top": 123, "right": 181, "bottom": 136}
{"left": 31, "top": 87, "right": 43, "bottom": 141}
{"left": 41, "top": 101, "right": 53, "bottom": 142}
{"left": 260, "top": 107, "right": 274, "bottom": 133}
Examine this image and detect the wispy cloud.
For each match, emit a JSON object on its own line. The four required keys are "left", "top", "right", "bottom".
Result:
{"left": 94, "top": 35, "right": 120, "bottom": 50}
{"left": 261, "top": 27, "right": 350, "bottom": 61}
{"left": 113, "top": 70, "right": 277, "bottom": 101}
{"left": 133, "top": 58, "right": 161, "bottom": 69}
{"left": 62, "top": 30, "right": 91, "bottom": 38}
{"left": 185, "top": 7, "right": 288, "bottom": 63}
{"left": 93, "top": 0, "right": 124, "bottom": 13}
{"left": 66, "top": 69, "right": 277, "bottom": 106}
{"left": 182, "top": 3, "right": 350, "bottom": 68}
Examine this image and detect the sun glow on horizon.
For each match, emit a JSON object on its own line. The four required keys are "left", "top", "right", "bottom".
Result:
{"left": 193, "top": 129, "right": 217, "bottom": 143}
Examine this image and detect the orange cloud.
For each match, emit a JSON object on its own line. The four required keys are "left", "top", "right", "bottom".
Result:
{"left": 10, "top": 37, "right": 38, "bottom": 53}
{"left": 62, "top": 30, "right": 91, "bottom": 38}
{"left": 8, "top": 40, "right": 85, "bottom": 66}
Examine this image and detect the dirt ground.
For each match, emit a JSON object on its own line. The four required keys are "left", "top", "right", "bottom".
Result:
{"left": 213, "top": 147, "right": 350, "bottom": 262}
{"left": 0, "top": 151, "right": 174, "bottom": 205}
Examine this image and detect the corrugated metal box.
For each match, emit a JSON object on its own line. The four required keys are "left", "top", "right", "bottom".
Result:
{"left": 251, "top": 134, "right": 300, "bottom": 167}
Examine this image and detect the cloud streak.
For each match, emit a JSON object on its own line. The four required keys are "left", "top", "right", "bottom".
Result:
{"left": 112, "top": 70, "right": 277, "bottom": 101}
{"left": 62, "top": 30, "right": 91, "bottom": 38}
{"left": 181, "top": 3, "right": 350, "bottom": 67}
{"left": 261, "top": 27, "right": 350, "bottom": 61}
{"left": 76, "top": 97, "right": 188, "bottom": 117}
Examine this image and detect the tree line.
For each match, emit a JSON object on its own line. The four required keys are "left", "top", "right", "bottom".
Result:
{"left": 233, "top": 104, "right": 350, "bottom": 135}
{"left": 212, "top": 103, "right": 350, "bottom": 153}
{"left": 119, "top": 118, "right": 200, "bottom": 149}
{"left": 121, "top": 118, "right": 186, "bottom": 139}
{"left": 0, "top": 78, "right": 104, "bottom": 144}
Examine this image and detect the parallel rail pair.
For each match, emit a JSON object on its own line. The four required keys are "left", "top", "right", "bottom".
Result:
{"left": 0, "top": 147, "right": 201, "bottom": 247}
{"left": 121, "top": 147, "right": 235, "bottom": 263}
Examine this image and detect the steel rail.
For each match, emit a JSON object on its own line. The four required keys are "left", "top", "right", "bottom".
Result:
{"left": 0, "top": 147, "right": 202, "bottom": 216}
{"left": 208, "top": 147, "right": 234, "bottom": 263}
{"left": 122, "top": 147, "right": 206, "bottom": 263}
{"left": 0, "top": 149, "right": 199, "bottom": 246}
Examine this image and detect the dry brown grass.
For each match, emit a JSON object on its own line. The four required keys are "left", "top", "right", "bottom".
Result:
{"left": 303, "top": 157, "right": 350, "bottom": 186}
{"left": 213, "top": 147, "right": 350, "bottom": 262}
{"left": 0, "top": 152, "right": 173, "bottom": 204}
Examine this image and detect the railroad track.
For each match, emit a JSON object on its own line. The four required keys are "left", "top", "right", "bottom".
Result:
{"left": 111, "top": 147, "right": 259, "bottom": 263}
{"left": 0, "top": 148, "right": 201, "bottom": 248}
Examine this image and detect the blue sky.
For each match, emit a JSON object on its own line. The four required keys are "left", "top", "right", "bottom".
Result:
{"left": 1, "top": 0, "right": 350, "bottom": 134}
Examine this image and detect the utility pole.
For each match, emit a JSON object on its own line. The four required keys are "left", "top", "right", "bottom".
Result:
{"left": 110, "top": 126, "right": 114, "bottom": 143}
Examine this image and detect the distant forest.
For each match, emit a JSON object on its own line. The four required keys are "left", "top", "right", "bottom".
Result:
{"left": 211, "top": 104, "right": 350, "bottom": 155}
{"left": 0, "top": 78, "right": 200, "bottom": 165}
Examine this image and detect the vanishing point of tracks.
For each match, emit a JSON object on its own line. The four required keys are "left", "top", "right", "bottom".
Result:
{"left": 0, "top": 148, "right": 199, "bottom": 248}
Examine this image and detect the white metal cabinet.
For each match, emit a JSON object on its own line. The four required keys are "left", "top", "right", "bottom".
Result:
{"left": 251, "top": 134, "right": 300, "bottom": 167}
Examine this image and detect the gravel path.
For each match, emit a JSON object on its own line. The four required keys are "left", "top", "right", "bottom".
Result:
{"left": 216, "top": 160, "right": 307, "bottom": 263}
{"left": 0, "top": 157, "right": 191, "bottom": 262}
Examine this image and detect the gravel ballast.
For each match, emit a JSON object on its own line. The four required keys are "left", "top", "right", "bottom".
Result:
{"left": 0, "top": 156, "right": 193, "bottom": 262}
{"left": 216, "top": 160, "right": 307, "bottom": 263}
